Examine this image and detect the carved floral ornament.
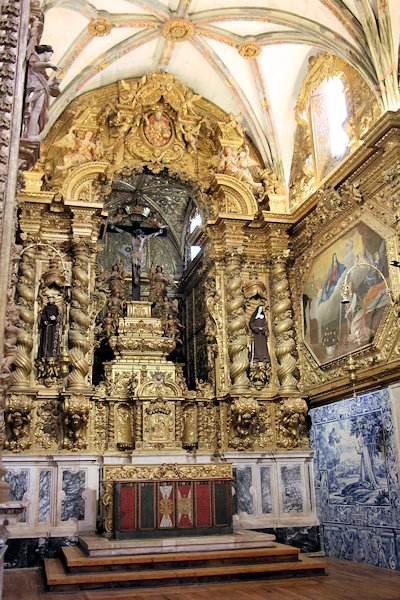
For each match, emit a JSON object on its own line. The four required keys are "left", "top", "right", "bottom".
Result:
{"left": 88, "top": 17, "right": 113, "bottom": 37}
{"left": 238, "top": 42, "right": 262, "bottom": 59}
{"left": 161, "top": 18, "right": 195, "bottom": 42}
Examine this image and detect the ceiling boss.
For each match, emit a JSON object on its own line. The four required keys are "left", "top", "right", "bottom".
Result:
{"left": 238, "top": 42, "right": 262, "bottom": 59}
{"left": 161, "top": 18, "right": 195, "bottom": 42}
{"left": 88, "top": 17, "right": 113, "bottom": 37}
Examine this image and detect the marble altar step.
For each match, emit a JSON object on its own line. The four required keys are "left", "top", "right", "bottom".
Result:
{"left": 79, "top": 529, "right": 277, "bottom": 557}
{"left": 44, "top": 535, "right": 326, "bottom": 592}
{"left": 62, "top": 542, "right": 301, "bottom": 573}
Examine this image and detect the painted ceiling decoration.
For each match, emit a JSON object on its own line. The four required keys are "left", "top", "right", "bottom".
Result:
{"left": 41, "top": 0, "right": 399, "bottom": 200}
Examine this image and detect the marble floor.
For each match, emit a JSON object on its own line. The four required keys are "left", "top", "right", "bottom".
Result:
{"left": 3, "top": 557, "right": 400, "bottom": 600}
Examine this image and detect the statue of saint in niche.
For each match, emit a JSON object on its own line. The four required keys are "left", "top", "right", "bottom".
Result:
{"left": 37, "top": 294, "right": 61, "bottom": 359}
{"left": 249, "top": 305, "right": 270, "bottom": 363}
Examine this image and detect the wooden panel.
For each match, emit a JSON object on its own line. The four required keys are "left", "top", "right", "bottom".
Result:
{"left": 114, "top": 478, "right": 232, "bottom": 537}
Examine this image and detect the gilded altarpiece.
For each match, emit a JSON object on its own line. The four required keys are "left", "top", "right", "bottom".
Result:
{"left": 4, "top": 72, "right": 317, "bottom": 545}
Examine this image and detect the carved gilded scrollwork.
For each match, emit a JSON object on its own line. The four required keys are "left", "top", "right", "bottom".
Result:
{"left": 63, "top": 395, "right": 89, "bottom": 451}
{"left": 276, "top": 397, "right": 309, "bottom": 449}
{"left": 229, "top": 396, "right": 261, "bottom": 450}
{"left": 4, "top": 394, "right": 32, "bottom": 452}
{"left": 254, "top": 401, "right": 274, "bottom": 449}
{"left": 34, "top": 400, "right": 61, "bottom": 450}
{"left": 88, "top": 400, "right": 107, "bottom": 451}
{"left": 198, "top": 401, "right": 218, "bottom": 450}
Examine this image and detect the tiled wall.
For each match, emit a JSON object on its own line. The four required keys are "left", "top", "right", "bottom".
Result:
{"left": 310, "top": 387, "right": 400, "bottom": 570}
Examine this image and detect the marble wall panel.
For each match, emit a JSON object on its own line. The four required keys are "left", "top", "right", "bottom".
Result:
{"left": 229, "top": 452, "right": 318, "bottom": 529}
{"left": 2, "top": 455, "right": 100, "bottom": 538}
{"left": 61, "top": 469, "right": 86, "bottom": 522}
{"left": 280, "top": 465, "right": 304, "bottom": 513}
{"left": 233, "top": 466, "right": 254, "bottom": 515}
{"left": 4, "top": 470, "right": 28, "bottom": 522}
{"left": 38, "top": 470, "right": 51, "bottom": 523}
{"left": 260, "top": 466, "right": 272, "bottom": 513}
{"left": 2, "top": 452, "right": 318, "bottom": 547}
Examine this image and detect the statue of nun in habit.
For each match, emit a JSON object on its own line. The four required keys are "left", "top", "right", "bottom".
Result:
{"left": 249, "top": 305, "right": 270, "bottom": 363}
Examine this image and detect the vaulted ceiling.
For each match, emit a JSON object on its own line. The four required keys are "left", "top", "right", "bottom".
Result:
{"left": 41, "top": 0, "right": 400, "bottom": 196}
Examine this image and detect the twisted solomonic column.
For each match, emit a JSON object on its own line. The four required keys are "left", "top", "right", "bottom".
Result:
{"left": 67, "top": 240, "right": 91, "bottom": 390}
{"left": 271, "top": 256, "right": 299, "bottom": 392}
{"left": 12, "top": 246, "right": 36, "bottom": 388}
{"left": 226, "top": 254, "right": 249, "bottom": 391}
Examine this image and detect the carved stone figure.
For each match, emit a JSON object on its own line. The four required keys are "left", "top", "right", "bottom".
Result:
{"left": 23, "top": 44, "right": 61, "bottom": 140}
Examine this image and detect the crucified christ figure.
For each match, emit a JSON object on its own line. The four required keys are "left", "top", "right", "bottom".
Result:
{"left": 129, "top": 228, "right": 164, "bottom": 285}
{"left": 114, "top": 226, "right": 165, "bottom": 297}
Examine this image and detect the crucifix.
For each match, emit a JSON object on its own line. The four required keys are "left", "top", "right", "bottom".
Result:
{"left": 109, "top": 222, "right": 167, "bottom": 300}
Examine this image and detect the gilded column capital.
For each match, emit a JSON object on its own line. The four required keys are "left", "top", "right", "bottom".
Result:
{"left": 263, "top": 223, "right": 291, "bottom": 257}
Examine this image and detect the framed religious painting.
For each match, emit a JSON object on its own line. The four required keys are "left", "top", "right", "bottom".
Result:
{"left": 302, "top": 220, "right": 394, "bottom": 364}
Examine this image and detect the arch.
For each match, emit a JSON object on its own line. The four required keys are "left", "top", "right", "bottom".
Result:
{"left": 62, "top": 161, "right": 109, "bottom": 205}
{"left": 39, "top": 71, "right": 263, "bottom": 222}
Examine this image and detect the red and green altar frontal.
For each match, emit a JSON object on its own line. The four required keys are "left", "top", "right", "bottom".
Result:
{"left": 101, "top": 463, "right": 233, "bottom": 538}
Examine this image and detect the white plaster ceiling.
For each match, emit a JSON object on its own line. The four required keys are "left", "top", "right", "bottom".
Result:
{"left": 40, "top": 0, "right": 400, "bottom": 194}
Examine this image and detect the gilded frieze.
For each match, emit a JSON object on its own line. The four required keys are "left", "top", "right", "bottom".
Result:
{"left": 103, "top": 463, "right": 233, "bottom": 482}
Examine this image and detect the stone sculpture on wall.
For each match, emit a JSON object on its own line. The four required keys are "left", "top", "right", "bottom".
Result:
{"left": 22, "top": 44, "right": 60, "bottom": 141}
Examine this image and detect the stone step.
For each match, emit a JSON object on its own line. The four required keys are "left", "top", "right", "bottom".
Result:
{"left": 62, "top": 542, "right": 301, "bottom": 573}
{"left": 44, "top": 544, "right": 326, "bottom": 592}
